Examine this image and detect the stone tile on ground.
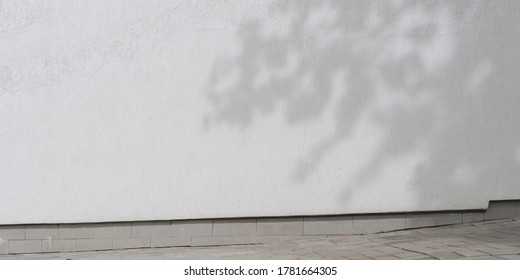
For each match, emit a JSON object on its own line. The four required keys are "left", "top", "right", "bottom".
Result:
{"left": 393, "top": 252, "right": 429, "bottom": 259}
{"left": 497, "top": 254, "right": 520, "bottom": 259}
{"left": 294, "top": 240, "right": 337, "bottom": 248}
{"left": 329, "top": 239, "right": 369, "bottom": 247}
{"left": 335, "top": 245, "right": 371, "bottom": 252}
{"left": 480, "top": 243, "right": 519, "bottom": 250}
{"left": 485, "top": 249, "right": 520, "bottom": 256}
{"left": 470, "top": 245, "right": 504, "bottom": 252}
{"left": 374, "top": 256, "right": 400, "bottom": 260}
{"left": 451, "top": 249, "right": 488, "bottom": 257}
{"left": 313, "top": 249, "right": 355, "bottom": 258}
{"left": 367, "top": 246, "right": 407, "bottom": 255}
{"left": 342, "top": 253, "right": 369, "bottom": 260}
{"left": 409, "top": 241, "right": 446, "bottom": 248}
{"left": 428, "top": 251, "right": 464, "bottom": 259}
{"left": 358, "top": 249, "right": 393, "bottom": 259}
{"left": 1, "top": 219, "right": 519, "bottom": 260}
{"left": 279, "top": 236, "right": 326, "bottom": 242}
{"left": 463, "top": 256, "right": 503, "bottom": 260}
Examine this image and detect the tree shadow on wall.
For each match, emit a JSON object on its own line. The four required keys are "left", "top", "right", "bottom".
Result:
{"left": 204, "top": 0, "right": 520, "bottom": 208}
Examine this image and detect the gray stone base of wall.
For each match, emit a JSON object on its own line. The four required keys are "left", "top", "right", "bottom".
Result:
{"left": 1, "top": 200, "right": 519, "bottom": 255}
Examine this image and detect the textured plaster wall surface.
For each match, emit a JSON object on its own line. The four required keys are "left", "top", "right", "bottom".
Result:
{"left": 1, "top": 0, "right": 520, "bottom": 224}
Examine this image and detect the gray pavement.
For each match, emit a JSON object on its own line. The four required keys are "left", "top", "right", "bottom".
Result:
{"left": 1, "top": 218, "right": 519, "bottom": 260}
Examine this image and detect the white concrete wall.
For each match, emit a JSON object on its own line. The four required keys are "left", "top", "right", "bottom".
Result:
{"left": 1, "top": 0, "right": 520, "bottom": 224}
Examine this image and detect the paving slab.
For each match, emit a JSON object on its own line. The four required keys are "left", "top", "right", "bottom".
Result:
{"left": 1, "top": 219, "right": 519, "bottom": 259}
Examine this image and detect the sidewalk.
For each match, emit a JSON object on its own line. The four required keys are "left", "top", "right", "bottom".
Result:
{"left": 1, "top": 218, "right": 519, "bottom": 260}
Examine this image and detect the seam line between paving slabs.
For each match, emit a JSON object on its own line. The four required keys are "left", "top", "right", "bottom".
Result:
{"left": 374, "top": 239, "right": 435, "bottom": 260}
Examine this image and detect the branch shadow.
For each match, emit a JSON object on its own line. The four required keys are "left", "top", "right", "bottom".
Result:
{"left": 203, "top": 0, "right": 520, "bottom": 208}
